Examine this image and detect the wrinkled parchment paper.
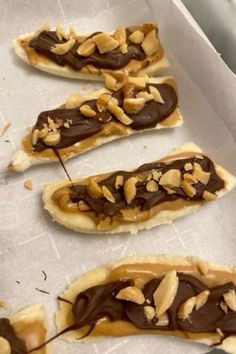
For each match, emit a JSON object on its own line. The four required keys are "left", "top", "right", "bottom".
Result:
{"left": 0, "top": 0, "right": 236, "bottom": 353}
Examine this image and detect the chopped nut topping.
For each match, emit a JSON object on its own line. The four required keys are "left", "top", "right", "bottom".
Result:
{"left": 146, "top": 180, "right": 159, "bottom": 192}
{"left": 56, "top": 25, "right": 66, "bottom": 41}
{"left": 184, "top": 163, "right": 193, "bottom": 171}
{"left": 93, "top": 33, "right": 119, "bottom": 54}
{"left": 149, "top": 86, "right": 165, "bottom": 104}
{"left": 102, "top": 185, "right": 115, "bottom": 203}
{"left": 152, "top": 170, "right": 162, "bottom": 181}
{"left": 156, "top": 312, "right": 169, "bottom": 326}
{"left": 220, "top": 301, "right": 228, "bottom": 314}
{"left": 163, "top": 186, "right": 176, "bottom": 195}
{"left": 24, "top": 179, "right": 33, "bottom": 190}
{"left": 65, "top": 93, "right": 84, "bottom": 109}
{"left": 116, "top": 286, "right": 145, "bottom": 305}
{"left": 77, "top": 38, "right": 96, "bottom": 57}
{"left": 87, "top": 178, "right": 103, "bottom": 198}
{"left": 128, "top": 30, "right": 144, "bottom": 44}
{"left": 119, "top": 43, "right": 128, "bottom": 54}
{"left": 107, "top": 101, "right": 133, "bottom": 125}
{"left": 123, "top": 97, "right": 145, "bottom": 114}
{"left": 195, "top": 154, "right": 204, "bottom": 159}
{"left": 141, "top": 29, "right": 159, "bottom": 56}
{"left": 96, "top": 93, "right": 112, "bottom": 113}
{"left": 122, "top": 82, "right": 136, "bottom": 98}
{"left": 78, "top": 200, "right": 90, "bottom": 211}
{"left": 51, "top": 38, "right": 76, "bottom": 55}
{"left": 80, "top": 104, "right": 96, "bottom": 118}
{"left": 153, "top": 270, "right": 179, "bottom": 317}
{"left": 181, "top": 180, "right": 196, "bottom": 197}
{"left": 159, "top": 169, "right": 182, "bottom": 188}
{"left": 136, "top": 91, "right": 154, "bottom": 102}
{"left": 223, "top": 290, "right": 236, "bottom": 311}
{"left": 128, "top": 76, "right": 148, "bottom": 89}
{"left": 69, "top": 27, "right": 77, "bottom": 38}
{"left": 203, "top": 190, "right": 217, "bottom": 201}
{"left": 144, "top": 306, "right": 156, "bottom": 321}
{"left": 114, "top": 175, "right": 124, "bottom": 189}
{"left": 124, "top": 176, "right": 138, "bottom": 204}
{"left": 103, "top": 73, "right": 117, "bottom": 90}
{"left": 178, "top": 296, "right": 196, "bottom": 320}
{"left": 32, "top": 128, "right": 39, "bottom": 145}
{"left": 38, "top": 127, "right": 48, "bottom": 139}
{"left": 33, "top": 23, "right": 50, "bottom": 38}
{"left": 114, "top": 27, "right": 126, "bottom": 45}
{"left": 195, "top": 290, "right": 209, "bottom": 310}
{"left": 193, "top": 163, "right": 211, "bottom": 185}
{"left": 183, "top": 173, "right": 198, "bottom": 184}
{"left": 43, "top": 131, "right": 61, "bottom": 146}
{"left": 197, "top": 260, "right": 209, "bottom": 275}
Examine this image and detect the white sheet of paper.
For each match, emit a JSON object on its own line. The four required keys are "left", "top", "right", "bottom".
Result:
{"left": 0, "top": 0, "right": 236, "bottom": 353}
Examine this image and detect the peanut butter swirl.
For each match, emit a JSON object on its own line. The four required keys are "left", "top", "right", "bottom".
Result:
{"left": 54, "top": 155, "right": 224, "bottom": 219}
{"left": 0, "top": 318, "right": 27, "bottom": 353}
{"left": 69, "top": 273, "right": 236, "bottom": 339}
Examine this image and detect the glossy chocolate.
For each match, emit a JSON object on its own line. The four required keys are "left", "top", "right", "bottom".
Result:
{"left": 71, "top": 273, "right": 236, "bottom": 338}
{"left": 33, "top": 83, "right": 177, "bottom": 152}
{"left": 0, "top": 318, "right": 27, "bottom": 353}
{"left": 66, "top": 156, "right": 224, "bottom": 217}
{"left": 29, "top": 30, "right": 147, "bottom": 71}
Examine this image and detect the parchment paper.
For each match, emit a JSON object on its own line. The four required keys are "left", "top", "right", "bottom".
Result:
{"left": 0, "top": 0, "right": 236, "bottom": 353}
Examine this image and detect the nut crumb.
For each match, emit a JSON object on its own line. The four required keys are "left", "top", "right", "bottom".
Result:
{"left": 116, "top": 286, "right": 145, "bottom": 305}
{"left": 24, "top": 179, "right": 33, "bottom": 190}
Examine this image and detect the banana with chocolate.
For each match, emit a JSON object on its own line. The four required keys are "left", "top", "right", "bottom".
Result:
{"left": 13, "top": 23, "right": 169, "bottom": 80}
{"left": 8, "top": 76, "right": 182, "bottom": 172}
{"left": 51, "top": 254, "right": 236, "bottom": 354}
{"left": 0, "top": 304, "right": 50, "bottom": 353}
{"left": 42, "top": 142, "right": 236, "bottom": 234}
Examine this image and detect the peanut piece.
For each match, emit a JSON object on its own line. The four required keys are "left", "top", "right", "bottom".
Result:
{"left": 114, "top": 175, "right": 124, "bottom": 189}
{"left": 51, "top": 38, "right": 75, "bottom": 55}
{"left": 24, "top": 179, "right": 33, "bottom": 190}
{"left": 114, "top": 27, "right": 126, "bottom": 45}
{"left": 124, "top": 176, "right": 138, "bottom": 204}
{"left": 43, "top": 131, "right": 61, "bottom": 146}
{"left": 123, "top": 97, "right": 145, "bottom": 114}
{"left": 144, "top": 306, "right": 156, "bottom": 321}
{"left": 65, "top": 93, "right": 84, "bottom": 109}
{"left": 141, "top": 29, "right": 159, "bottom": 56}
{"left": 159, "top": 169, "right": 182, "bottom": 188}
{"left": 116, "top": 286, "right": 145, "bottom": 305}
{"left": 87, "top": 178, "right": 103, "bottom": 198}
{"left": 146, "top": 180, "right": 159, "bottom": 192}
{"left": 149, "top": 86, "right": 165, "bottom": 104}
{"left": 181, "top": 180, "right": 196, "bottom": 197}
{"left": 103, "top": 73, "right": 117, "bottom": 90}
{"left": 223, "top": 290, "right": 236, "bottom": 311}
{"left": 107, "top": 101, "right": 133, "bottom": 125}
{"left": 153, "top": 270, "right": 179, "bottom": 317}
{"left": 203, "top": 190, "right": 217, "bottom": 201}
{"left": 77, "top": 39, "right": 96, "bottom": 57}
{"left": 80, "top": 104, "right": 96, "bottom": 118}
{"left": 178, "top": 296, "right": 196, "bottom": 320}
{"left": 128, "top": 30, "right": 144, "bottom": 44}
{"left": 136, "top": 91, "right": 154, "bottom": 102}
{"left": 32, "top": 129, "right": 39, "bottom": 146}
{"left": 184, "top": 162, "right": 193, "bottom": 171}
{"left": 128, "top": 76, "right": 147, "bottom": 89}
{"left": 93, "top": 33, "right": 119, "bottom": 54}
{"left": 96, "top": 93, "right": 112, "bottom": 113}
{"left": 156, "top": 312, "right": 169, "bottom": 326}
{"left": 0, "top": 337, "right": 11, "bottom": 354}
{"left": 78, "top": 200, "right": 90, "bottom": 211}
{"left": 195, "top": 290, "right": 209, "bottom": 310}
{"left": 102, "top": 185, "right": 115, "bottom": 203}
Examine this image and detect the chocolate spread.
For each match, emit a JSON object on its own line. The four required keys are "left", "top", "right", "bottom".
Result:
{"left": 0, "top": 318, "right": 27, "bottom": 353}
{"left": 28, "top": 30, "right": 147, "bottom": 71}
{"left": 62, "top": 155, "right": 224, "bottom": 217}
{"left": 33, "top": 83, "right": 178, "bottom": 152}
{"left": 71, "top": 273, "right": 236, "bottom": 337}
